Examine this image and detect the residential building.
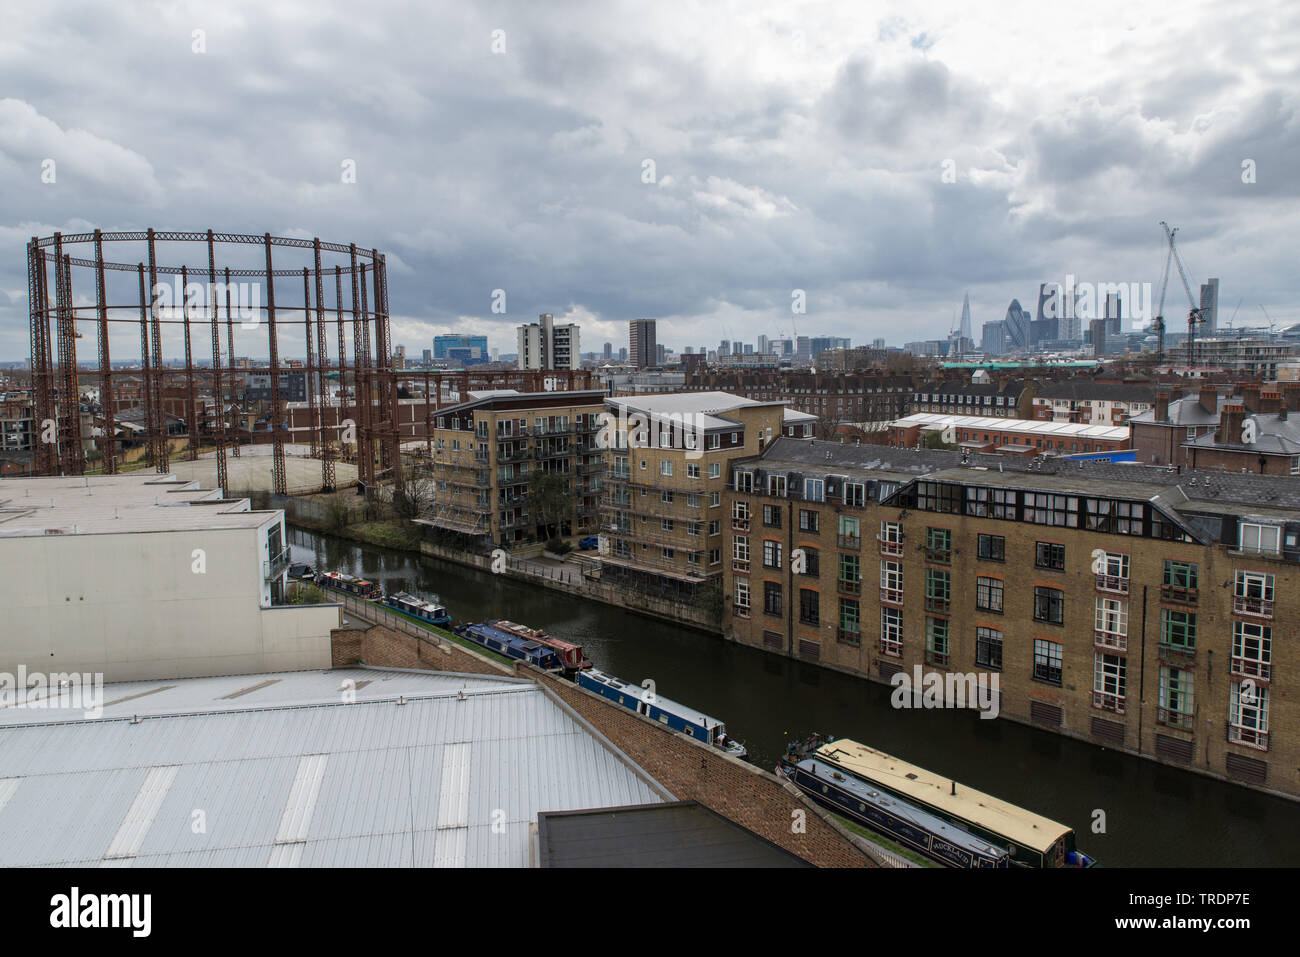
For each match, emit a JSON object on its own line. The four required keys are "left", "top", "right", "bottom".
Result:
{"left": 629, "top": 319, "right": 657, "bottom": 369}
{"left": 516, "top": 314, "right": 580, "bottom": 372}
{"left": 1031, "top": 380, "right": 1156, "bottom": 426}
{"left": 425, "top": 389, "right": 607, "bottom": 545}
{"left": 910, "top": 378, "right": 1034, "bottom": 418}
{"left": 723, "top": 438, "right": 1300, "bottom": 798}
{"left": 683, "top": 369, "right": 916, "bottom": 433}
{"left": 888, "top": 412, "right": 1131, "bottom": 456}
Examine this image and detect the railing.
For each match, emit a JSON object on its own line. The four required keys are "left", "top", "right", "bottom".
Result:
{"left": 732, "top": 519, "right": 750, "bottom": 531}
{"left": 924, "top": 547, "right": 951, "bottom": 565}
{"left": 262, "top": 547, "right": 290, "bottom": 581}
{"left": 1158, "top": 642, "right": 1197, "bottom": 665}
{"left": 878, "top": 538, "right": 904, "bottom": 557}
{"left": 925, "top": 649, "right": 950, "bottom": 668}
{"left": 836, "top": 627, "right": 861, "bottom": 647}
{"left": 1092, "top": 691, "right": 1125, "bottom": 714}
{"left": 1228, "top": 724, "right": 1268, "bottom": 749}
{"left": 838, "top": 578, "right": 861, "bottom": 596}
{"left": 1230, "top": 657, "right": 1272, "bottom": 681}
{"left": 1157, "top": 708, "right": 1193, "bottom": 731}
{"left": 879, "top": 639, "right": 902, "bottom": 658}
{"left": 1233, "top": 595, "right": 1273, "bottom": 618}
{"left": 1161, "top": 585, "right": 1198, "bottom": 604}
{"left": 880, "top": 587, "right": 903, "bottom": 605}
{"left": 734, "top": 605, "right": 750, "bottom": 619}
{"left": 1095, "top": 574, "right": 1129, "bottom": 595}
{"left": 732, "top": 559, "right": 750, "bottom": 573}
{"left": 837, "top": 534, "right": 861, "bottom": 549}
{"left": 1093, "top": 630, "right": 1127, "bottom": 653}
{"left": 924, "top": 596, "right": 950, "bottom": 614}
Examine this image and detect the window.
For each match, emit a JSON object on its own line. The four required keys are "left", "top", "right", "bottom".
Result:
{"left": 732, "top": 535, "right": 750, "bottom": 562}
{"left": 1096, "top": 551, "right": 1129, "bottom": 589}
{"left": 925, "top": 527, "right": 951, "bottom": 560}
{"left": 767, "top": 474, "right": 787, "bottom": 497}
{"left": 1163, "top": 560, "right": 1199, "bottom": 598}
{"left": 661, "top": 547, "right": 675, "bottom": 560}
{"left": 964, "top": 486, "right": 1017, "bottom": 519}
{"left": 687, "top": 463, "right": 700, "bottom": 478}
{"left": 839, "top": 553, "right": 861, "bottom": 593}
{"left": 708, "top": 520, "right": 720, "bottom": 535}
{"left": 709, "top": 491, "right": 721, "bottom": 507}
{"left": 1095, "top": 597, "right": 1128, "bottom": 649}
{"left": 1161, "top": 609, "right": 1197, "bottom": 650}
{"left": 1033, "top": 638, "right": 1063, "bottom": 685}
{"left": 661, "top": 489, "right": 674, "bottom": 504}
{"left": 926, "top": 618, "right": 950, "bottom": 667}
{"left": 734, "top": 471, "right": 753, "bottom": 492}
{"left": 801, "top": 547, "right": 820, "bottom": 577}
{"left": 843, "top": 482, "right": 866, "bottom": 507}
{"left": 687, "top": 492, "right": 701, "bottom": 508}
{"left": 732, "top": 501, "right": 750, "bottom": 523}
{"left": 734, "top": 578, "right": 750, "bottom": 611}
{"left": 880, "top": 607, "right": 903, "bottom": 657}
{"left": 763, "top": 581, "right": 783, "bottom": 616}
{"left": 660, "top": 460, "right": 673, "bottom": 476}
{"left": 1232, "top": 621, "right": 1272, "bottom": 679}
{"left": 838, "top": 598, "right": 861, "bottom": 645}
{"left": 763, "top": 504, "right": 782, "bottom": 528}
{"left": 1094, "top": 653, "right": 1126, "bottom": 712}
{"left": 1239, "top": 522, "right": 1281, "bottom": 554}
{"left": 1230, "top": 681, "right": 1269, "bottom": 748}
{"left": 975, "top": 577, "right": 1003, "bottom": 613}
{"left": 800, "top": 589, "right": 820, "bottom": 626}
{"left": 709, "top": 462, "right": 721, "bottom": 479}
{"left": 1034, "top": 587, "right": 1064, "bottom": 625}
{"left": 1234, "top": 570, "right": 1274, "bottom": 616}
{"left": 1035, "top": 542, "right": 1065, "bottom": 570}
{"left": 762, "top": 540, "right": 782, "bottom": 569}
{"left": 916, "top": 482, "right": 962, "bottom": 514}
{"left": 975, "top": 627, "right": 1002, "bottom": 671}
{"left": 925, "top": 569, "right": 951, "bottom": 612}
{"left": 799, "top": 509, "right": 819, "bottom": 533}
{"left": 661, "top": 518, "right": 674, "bottom": 532}
{"left": 1158, "top": 666, "right": 1193, "bottom": 729}
{"left": 880, "top": 561, "right": 903, "bottom": 603}
{"left": 708, "top": 549, "right": 721, "bottom": 565}
{"left": 879, "top": 521, "right": 903, "bottom": 554}
{"left": 977, "top": 533, "right": 1005, "bottom": 562}
{"left": 1024, "top": 492, "right": 1077, "bottom": 527}
{"left": 838, "top": 515, "right": 860, "bottom": 546}
{"left": 804, "top": 478, "right": 825, "bottom": 502}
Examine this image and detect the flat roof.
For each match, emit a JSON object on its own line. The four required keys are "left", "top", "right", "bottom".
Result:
{"left": 537, "top": 801, "right": 811, "bottom": 868}
{"left": 0, "top": 474, "right": 271, "bottom": 537}
{"left": 816, "top": 739, "right": 1072, "bottom": 853}
{"left": 0, "top": 667, "right": 668, "bottom": 867}
{"left": 891, "top": 412, "right": 1130, "bottom": 441}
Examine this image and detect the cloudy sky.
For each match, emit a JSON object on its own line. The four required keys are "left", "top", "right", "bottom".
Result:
{"left": 2, "top": 0, "right": 1298, "bottom": 361}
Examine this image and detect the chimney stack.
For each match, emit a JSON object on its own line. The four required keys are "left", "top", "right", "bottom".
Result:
{"left": 1241, "top": 384, "right": 1263, "bottom": 413}
{"left": 1199, "top": 384, "right": 1218, "bottom": 415}
{"left": 1218, "top": 404, "right": 1246, "bottom": 445}
{"left": 1281, "top": 382, "right": 1300, "bottom": 412}
{"left": 1155, "top": 392, "right": 1170, "bottom": 423}
{"left": 1260, "top": 390, "right": 1283, "bottom": 414}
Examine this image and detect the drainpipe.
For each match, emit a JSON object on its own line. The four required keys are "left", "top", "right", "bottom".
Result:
{"left": 787, "top": 499, "right": 794, "bottom": 657}
{"left": 1136, "top": 584, "right": 1148, "bottom": 758}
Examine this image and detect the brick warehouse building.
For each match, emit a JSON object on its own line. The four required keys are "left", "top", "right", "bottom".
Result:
{"left": 722, "top": 437, "right": 1300, "bottom": 800}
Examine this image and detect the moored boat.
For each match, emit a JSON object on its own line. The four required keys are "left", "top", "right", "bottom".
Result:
{"left": 489, "top": 619, "right": 591, "bottom": 673}
{"left": 315, "top": 571, "right": 382, "bottom": 600}
{"left": 380, "top": 590, "right": 451, "bottom": 626}
{"left": 453, "top": 622, "right": 564, "bottom": 671}
{"left": 576, "top": 669, "right": 747, "bottom": 760}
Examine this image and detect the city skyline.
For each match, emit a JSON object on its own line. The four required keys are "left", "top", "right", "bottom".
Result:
{"left": 2, "top": 2, "right": 1296, "bottom": 361}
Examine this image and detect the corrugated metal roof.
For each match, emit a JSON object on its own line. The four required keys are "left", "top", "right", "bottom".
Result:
{"left": 0, "top": 668, "right": 665, "bottom": 867}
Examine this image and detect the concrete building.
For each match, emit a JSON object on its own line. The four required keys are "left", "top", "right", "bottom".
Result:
{"left": 1185, "top": 337, "right": 1294, "bottom": 378}
{"left": 517, "top": 315, "right": 580, "bottom": 371}
{"left": 426, "top": 389, "right": 607, "bottom": 545}
{"left": 599, "top": 391, "right": 815, "bottom": 599}
{"left": 629, "top": 319, "right": 657, "bottom": 369}
{"left": 1200, "top": 279, "right": 1219, "bottom": 335}
{"left": 434, "top": 334, "right": 489, "bottom": 366}
{"left": 722, "top": 438, "right": 1300, "bottom": 798}
{"left": 0, "top": 473, "right": 339, "bottom": 681}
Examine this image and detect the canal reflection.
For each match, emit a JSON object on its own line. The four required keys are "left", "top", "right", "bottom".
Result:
{"left": 290, "top": 527, "right": 1300, "bottom": 867}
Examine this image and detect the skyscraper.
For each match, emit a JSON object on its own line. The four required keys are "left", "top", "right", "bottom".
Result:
{"left": 1004, "top": 299, "right": 1030, "bottom": 349}
{"left": 1200, "top": 278, "right": 1219, "bottom": 334}
{"left": 1104, "top": 292, "right": 1124, "bottom": 335}
{"left": 603, "top": 342, "right": 612, "bottom": 361}
{"left": 517, "top": 313, "right": 580, "bottom": 370}
{"left": 630, "top": 319, "right": 657, "bottom": 368}
{"left": 959, "top": 294, "right": 972, "bottom": 342}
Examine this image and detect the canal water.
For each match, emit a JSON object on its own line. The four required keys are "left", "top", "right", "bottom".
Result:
{"left": 290, "top": 526, "right": 1300, "bottom": 867}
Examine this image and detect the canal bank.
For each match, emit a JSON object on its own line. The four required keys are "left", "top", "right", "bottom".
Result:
{"left": 288, "top": 524, "right": 1300, "bottom": 867}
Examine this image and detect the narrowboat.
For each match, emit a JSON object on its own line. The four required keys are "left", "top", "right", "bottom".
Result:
{"left": 379, "top": 590, "right": 451, "bottom": 626}
{"left": 315, "top": 571, "right": 382, "bottom": 600}
{"left": 288, "top": 562, "right": 315, "bottom": 580}
{"left": 453, "top": 622, "right": 564, "bottom": 671}
{"left": 778, "top": 741, "right": 1008, "bottom": 868}
{"left": 789, "top": 736, "right": 1097, "bottom": 868}
{"left": 489, "top": 619, "right": 591, "bottom": 673}
{"left": 576, "top": 669, "right": 748, "bottom": 760}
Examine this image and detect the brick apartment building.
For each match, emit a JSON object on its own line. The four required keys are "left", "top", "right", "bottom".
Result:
{"left": 909, "top": 378, "right": 1035, "bottom": 419}
{"left": 598, "top": 391, "right": 816, "bottom": 600}
{"left": 682, "top": 370, "right": 917, "bottom": 434}
{"left": 1132, "top": 382, "right": 1300, "bottom": 472}
{"left": 1031, "top": 380, "right": 1156, "bottom": 426}
{"left": 425, "top": 389, "right": 607, "bottom": 546}
{"left": 722, "top": 437, "right": 1300, "bottom": 799}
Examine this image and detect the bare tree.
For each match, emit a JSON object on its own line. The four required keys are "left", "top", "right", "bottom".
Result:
{"left": 391, "top": 464, "right": 435, "bottom": 523}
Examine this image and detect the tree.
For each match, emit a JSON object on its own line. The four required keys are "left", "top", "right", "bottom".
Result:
{"left": 529, "top": 469, "right": 574, "bottom": 541}
{"left": 390, "top": 465, "right": 435, "bottom": 523}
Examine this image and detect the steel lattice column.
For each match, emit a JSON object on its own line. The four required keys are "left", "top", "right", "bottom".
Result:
{"left": 207, "top": 231, "right": 228, "bottom": 495}
{"left": 263, "top": 234, "right": 287, "bottom": 496}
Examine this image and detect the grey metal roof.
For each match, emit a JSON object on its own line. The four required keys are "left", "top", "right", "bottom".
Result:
{"left": 0, "top": 667, "right": 667, "bottom": 867}
{"left": 1184, "top": 412, "right": 1300, "bottom": 455}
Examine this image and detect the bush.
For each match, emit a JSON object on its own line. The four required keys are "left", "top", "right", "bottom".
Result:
{"left": 546, "top": 536, "right": 572, "bottom": 555}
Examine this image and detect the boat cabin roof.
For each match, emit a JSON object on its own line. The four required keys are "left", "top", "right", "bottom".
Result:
{"left": 799, "top": 759, "right": 1007, "bottom": 861}
{"left": 582, "top": 670, "right": 723, "bottom": 732}
{"left": 816, "top": 739, "right": 1071, "bottom": 853}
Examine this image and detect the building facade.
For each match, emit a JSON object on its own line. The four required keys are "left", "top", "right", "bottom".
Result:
{"left": 517, "top": 314, "right": 580, "bottom": 371}
{"left": 629, "top": 319, "right": 657, "bottom": 369}
{"left": 722, "top": 439, "right": 1300, "bottom": 799}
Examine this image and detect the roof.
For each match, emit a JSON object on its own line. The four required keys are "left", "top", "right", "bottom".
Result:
{"left": 0, "top": 474, "right": 271, "bottom": 537}
{"left": 606, "top": 391, "right": 784, "bottom": 419}
{"left": 537, "top": 802, "right": 811, "bottom": 868}
{"left": 1130, "top": 393, "right": 1237, "bottom": 427}
{"left": 0, "top": 667, "right": 668, "bottom": 867}
{"left": 817, "top": 739, "right": 1072, "bottom": 853}
{"left": 1033, "top": 380, "right": 1156, "bottom": 402}
{"left": 1184, "top": 412, "right": 1300, "bottom": 455}
{"left": 890, "top": 412, "right": 1130, "bottom": 441}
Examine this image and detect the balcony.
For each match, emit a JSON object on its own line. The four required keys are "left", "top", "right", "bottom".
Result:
{"left": 1228, "top": 724, "right": 1268, "bottom": 750}
{"left": 924, "top": 596, "right": 950, "bottom": 614}
{"left": 1095, "top": 573, "right": 1129, "bottom": 595}
{"left": 924, "top": 547, "right": 951, "bottom": 565}
{"left": 879, "top": 639, "right": 902, "bottom": 659}
{"left": 836, "top": 627, "right": 861, "bottom": 647}
{"left": 1158, "top": 642, "right": 1197, "bottom": 666}
{"left": 732, "top": 518, "right": 750, "bottom": 531}
{"left": 262, "top": 546, "right": 290, "bottom": 581}
{"left": 732, "top": 559, "right": 750, "bottom": 573}
{"left": 880, "top": 587, "right": 903, "bottom": 606}
{"left": 1092, "top": 691, "right": 1125, "bottom": 714}
{"left": 1160, "top": 585, "right": 1198, "bottom": 604}
{"left": 1230, "top": 657, "right": 1272, "bottom": 681}
{"left": 837, "top": 534, "right": 861, "bottom": 549}
{"left": 878, "top": 537, "right": 903, "bottom": 557}
{"left": 925, "top": 649, "right": 950, "bottom": 668}
{"left": 1157, "top": 708, "right": 1194, "bottom": 731}
{"left": 1233, "top": 595, "right": 1273, "bottom": 618}
{"left": 1093, "top": 630, "right": 1127, "bottom": 653}
{"left": 838, "top": 578, "right": 861, "bottom": 596}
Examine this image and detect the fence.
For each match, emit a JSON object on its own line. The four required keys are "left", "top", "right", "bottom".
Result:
{"left": 333, "top": 591, "right": 452, "bottom": 653}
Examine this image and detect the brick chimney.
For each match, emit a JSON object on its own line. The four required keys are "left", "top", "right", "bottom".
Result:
{"left": 1218, "top": 404, "right": 1246, "bottom": 445}
{"left": 1259, "top": 390, "right": 1283, "bottom": 414}
{"left": 1241, "top": 384, "right": 1262, "bottom": 413}
{"left": 1281, "top": 382, "right": 1300, "bottom": 412}
{"left": 1155, "top": 392, "right": 1170, "bottom": 422}
{"left": 1199, "top": 384, "right": 1218, "bottom": 414}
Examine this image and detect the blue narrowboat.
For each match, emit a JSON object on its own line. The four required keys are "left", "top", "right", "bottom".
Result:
{"left": 453, "top": 623, "right": 563, "bottom": 671}
{"left": 576, "top": 669, "right": 748, "bottom": 759}
{"left": 315, "top": 571, "right": 382, "bottom": 600}
{"left": 378, "top": 590, "right": 451, "bottom": 626}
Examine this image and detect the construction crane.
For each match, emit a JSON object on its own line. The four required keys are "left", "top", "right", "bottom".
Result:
{"left": 1153, "top": 229, "right": 1174, "bottom": 361}
{"left": 1159, "top": 220, "right": 1203, "bottom": 365}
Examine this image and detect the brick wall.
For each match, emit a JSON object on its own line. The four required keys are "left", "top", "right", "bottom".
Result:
{"left": 331, "top": 622, "right": 513, "bottom": 677}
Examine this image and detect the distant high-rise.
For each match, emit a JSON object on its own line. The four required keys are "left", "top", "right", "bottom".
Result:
{"left": 1104, "top": 292, "right": 1124, "bottom": 335}
{"left": 959, "top": 294, "right": 972, "bottom": 342}
{"left": 757, "top": 334, "right": 770, "bottom": 356}
{"left": 618, "top": 346, "right": 628, "bottom": 362}
{"left": 434, "top": 334, "right": 489, "bottom": 365}
{"left": 629, "top": 319, "right": 657, "bottom": 368}
{"left": 872, "top": 338, "right": 885, "bottom": 350}
{"left": 796, "top": 336, "right": 811, "bottom": 362}
{"left": 517, "top": 313, "right": 579, "bottom": 371}
{"left": 656, "top": 343, "right": 666, "bottom": 365}
{"left": 1200, "top": 278, "right": 1219, "bottom": 334}
{"left": 1004, "top": 299, "right": 1030, "bottom": 349}
{"left": 719, "top": 339, "right": 730, "bottom": 356}
{"left": 1034, "top": 284, "right": 1059, "bottom": 342}
{"left": 981, "top": 321, "right": 1008, "bottom": 356}
{"left": 603, "top": 342, "right": 612, "bottom": 361}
